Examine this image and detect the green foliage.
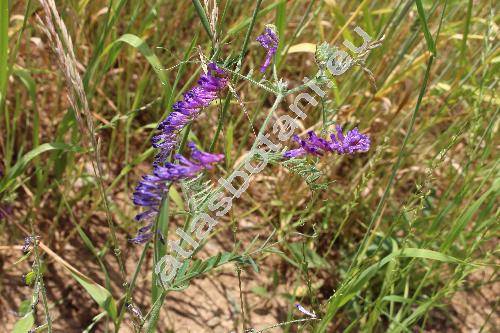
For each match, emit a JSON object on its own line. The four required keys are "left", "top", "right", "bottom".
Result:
{"left": 0, "top": 143, "right": 82, "bottom": 194}
{"left": 69, "top": 271, "right": 118, "bottom": 321}
{"left": 282, "top": 157, "right": 329, "bottom": 191}
{"left": 171, "top": 252, "right": 255, "bottom": 290}
{"left": 12, "top": 300, "right": 35, "bottom": 333}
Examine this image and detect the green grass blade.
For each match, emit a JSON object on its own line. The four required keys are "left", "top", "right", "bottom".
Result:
{"left": 441, "top": 178, "right": 499, "bottom": 251}
{"left": 460, "top": 0, "right": 473, "bottom": 60}
{"left": 83, "top": 0, "right": 127, "bottom": 89}
{"left": 104, "top": 34, "right": 169, "bottom": 87}
{"left": 415, "top": 0, "right": 437, "bottom": 56}
{"left": 41, "top": 243, "right": 118, "bottom": 322}
{"left": 316, "top": 248, "right": 468, "bottom": 332}
{"left": 191, "top": 0, "right": 213, "bottom": 40}
{"left": 0, "top": 143, "right": 82, "bottom": 194}
{"left": 274, "top": 0, "right": 286, "bottom": 65}
{"left": 237, "top": 0, "right": 263, "bottom": 67}
{"left": 70, "top": 271, "right": 118, "bottom": 321}
{"left": 226, "top": 1, "right": 283, "bottom": 37}
{"left": 0, "top": 0, "right": 7, "bottom": 106}
{"left": 152, "top": 197, "right": 170, "bottom": 303}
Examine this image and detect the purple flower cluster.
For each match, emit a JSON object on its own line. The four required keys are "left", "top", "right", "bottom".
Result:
{"left": 284, "top": 125, "right": 371, "bottom": 158}
{"left": 131, "top": 143, "right": 224, "bottom": 244}
{"left": 256, "top": 26, "right": 279, "bottom": 73}
{"left": 152, "top": 63, "right": 228, "bottom": 165}
{"left": 132, "top": 62, "right": 227, "bottom": 244}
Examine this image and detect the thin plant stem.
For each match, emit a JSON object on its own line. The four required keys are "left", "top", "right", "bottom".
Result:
{"left": 237, "top": 0, "right": 263, "bottom": 70}
{"left": 32, "top": 240, "right": 53, "bottom": 332}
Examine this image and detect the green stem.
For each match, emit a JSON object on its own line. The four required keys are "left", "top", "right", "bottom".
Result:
{"left": 210, "top": 0, "right": 263, "bottom": 151}
{"left": 115, "top": 243, "right": 149, "bottom": 332}
{"left": 237, "top": 0, "right": 263, "bottom": 70}
{"left": 0, "top": 0, "right": 8, "bottom": 108}
{"left": 209, "top": 95, "right": 231, "bottom": 152}
{"left": 218, "top": 65, "right": 278, "bottom": 94}
{"left": 31, "top": 232, "right": 53, "bottom": 332}
{"left": 460, "top": 0, "right": 473, "bottom": 60}
{"left": 191, "top": 0, "right": 214, "bottom": 41}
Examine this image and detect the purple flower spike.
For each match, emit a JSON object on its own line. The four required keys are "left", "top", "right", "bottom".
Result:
{"left": 132, "top": 61, "right": 226, "bottom": 244}
{"left": 330, "top": 125, "right": 371, "bottom": 154}
{"left": 131, "top": 143, "right": 224, "bottom": 244}
{"left": 256, "top": 26, "right": 279, "bottom": 73}
{"left": 283, "top": 126, "right": 371, "bottom": 158}
{"left": 152, "top": 63, "right": 227, "bottom": 165}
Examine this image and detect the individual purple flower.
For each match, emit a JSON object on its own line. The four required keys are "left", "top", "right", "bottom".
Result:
{"left": 131, "top": 143, "right": 224, "bottom": 244}
{"left": 256, "top": 25, "right": 279, "bottom": 73}
{"left": 283, "top": 147, "right": 306, "bottom": 159}
{"left": 152, "top": 63, "right": 227, "bottom": 165}
{"left": 130, "top": 224, "right": 155, "bottom": 245}
{"left": 126, "top": 302, "right": 144, "bottom": 321}
{"left": 283, "top": 126, "right": 371, "bottom": 158}
{"left": 187, "top": 142, "right": 224, "bottom": 166}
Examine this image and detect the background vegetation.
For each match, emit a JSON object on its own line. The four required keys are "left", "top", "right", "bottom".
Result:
{"left": 0, "top": 0, "right": 498, "bottom": 332}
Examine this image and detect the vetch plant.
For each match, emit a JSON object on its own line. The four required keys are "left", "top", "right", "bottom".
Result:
{"left": 152, "top": 24, "right": 381, "bottom": 291}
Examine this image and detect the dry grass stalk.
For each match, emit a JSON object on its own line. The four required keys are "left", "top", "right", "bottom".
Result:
{"left": 35, "top": 0, "right": 127, "bottom": 281}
